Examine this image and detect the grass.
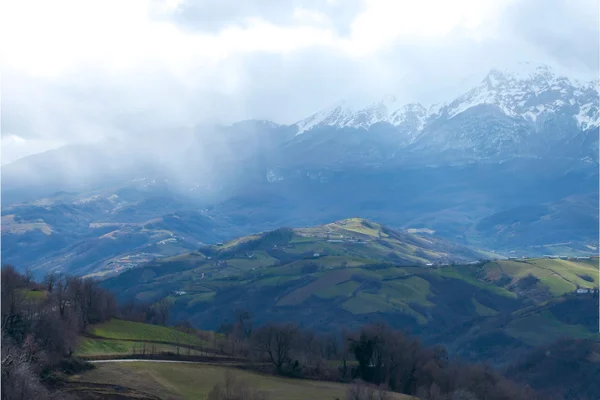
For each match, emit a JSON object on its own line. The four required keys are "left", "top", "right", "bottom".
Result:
{"left": 90, "top": 319, "right": 203, "bottom": 347}
{"left": 506, "top": 311, "right": 597, "bottom": 346}
{"left": 435, "top": 267, "right": 518, "bottom": 299}
{"left": 70, "top": 362, "right": 413, "bottom": 400}
{"left": 277, "top": 269, "right": 353, "bottom": 306}
{"left": 488, "top": 259, "right": 599, "bottom": 296}
{"left": 17, "top": 289, "right": 47, "bottom": 301}
{"left": 315, "top": 280, "right": 360, "bottom": 299}
{"left": 76, "top": 338, "right": 205, "bottom": 357}
{"left": 187, "top": 292, "right": 216, "bottom": 307}
{"left": 471, "top": 298, "right": 498, "bottom": 317}
{"left": 381, "top": 277, "right": 434, "bottom": 307}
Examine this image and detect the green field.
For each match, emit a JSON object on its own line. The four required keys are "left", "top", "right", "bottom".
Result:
{"left": 76, "top": 338, "right": 205, "bottom": 357}
{"left": 485, "top": 259, "right": 599, "bottom": 296}
{"left": 506, "top": 311, "right": 598, "bottom": 345}
{"left": 17, "top": 289, "right": 47, "bottom": 301}
{"left": 69, "top": 362, "right": 413, "bottom": 400}
{"left": 89, "top": 319, "right": 206, "bottom": 347}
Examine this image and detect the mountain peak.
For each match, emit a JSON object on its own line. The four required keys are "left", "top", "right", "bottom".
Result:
{"left": 295, "top": 100, "right": 354, "bottom": 134}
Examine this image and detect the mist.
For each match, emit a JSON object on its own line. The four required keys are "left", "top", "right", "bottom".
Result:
{"left": 1, "top": 0, "right": 598, "bottom": 198}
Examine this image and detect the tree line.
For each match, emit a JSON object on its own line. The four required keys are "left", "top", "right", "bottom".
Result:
{"left": 1, "top": 265, "right": 120, "bottom": 399}
{"left": 0, "top": 265, "right": 179, "bottom": 399}
{"left": 218, "top": 313, "right": 551, "bottom": 400}
{"left": 1, "top": 265, "right": 554, "bottom": 400}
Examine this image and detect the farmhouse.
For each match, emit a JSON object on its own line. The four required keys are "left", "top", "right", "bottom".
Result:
{"left": 576, "top": 288, "right": 589, "bottom": 294}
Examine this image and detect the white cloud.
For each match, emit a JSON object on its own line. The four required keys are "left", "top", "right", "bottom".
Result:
{"left": 0, "top": 0, "right": 597, "bottom": 163}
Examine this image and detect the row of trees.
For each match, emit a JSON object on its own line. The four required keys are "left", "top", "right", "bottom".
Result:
{"left": 1, "top": 264, "right": 548, "bottom": 400}
{"left": 217, "top": 314, "right": 548, "bottom": 400}
{"left": 1, "top": 265, "right": 118, "bottom": 400}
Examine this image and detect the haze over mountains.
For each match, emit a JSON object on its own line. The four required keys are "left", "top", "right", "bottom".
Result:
{"left": 2, "top": 62, "right": 598, "bottom": 276}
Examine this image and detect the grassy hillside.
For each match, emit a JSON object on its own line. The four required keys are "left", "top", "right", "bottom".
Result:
{"left": 78, "top": 319, "right": 216, "bottom": 358}
{"left": 89, "top": 319, "right": 202, "bottom": 346}
{"left": 101, "top": 221, "right": 598, "bottom": 365}
{"left": 68, "top": 362, "right": 413, "bottom": 400}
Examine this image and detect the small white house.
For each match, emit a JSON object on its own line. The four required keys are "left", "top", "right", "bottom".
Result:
{"left": 576, "top": 288, "right": 589, "bottom": 294}
{"left": 313, "top": 253, "right": 320, "bottom": 258}
{"left": 425, "top": 263, "right": 434, "bottom": 267}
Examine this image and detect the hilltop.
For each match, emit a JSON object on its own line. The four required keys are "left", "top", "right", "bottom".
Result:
{"left": 202, "top": 218, "right": 491, "bottom": 265}
{"left": 101, "top": 220, "right": 599, "bottom": 365}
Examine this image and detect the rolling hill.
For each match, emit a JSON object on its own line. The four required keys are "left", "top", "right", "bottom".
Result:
{"left": 100, "top": 219, "right": 599, "bottom": 365}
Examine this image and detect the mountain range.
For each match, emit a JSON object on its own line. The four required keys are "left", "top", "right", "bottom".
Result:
{"left": 2, "top": 62, "right": 598, "bottom": 276}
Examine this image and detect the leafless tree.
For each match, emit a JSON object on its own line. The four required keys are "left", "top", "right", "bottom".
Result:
{"left": 1, "top": 265, "right": 25, "bottom": 317}
{"left": 253, "top": 323, "right": 298, "bottom": 372}
{"left": 1, "top": 333, "right": 50, "bottom": 400}
{"left": 154, "top": 298, "right": 172, "bottom": 326}
{"left": 54, "top": 274, "right": 70, "bottom": 318}
{"left": 43, "top": 272, "right": 57, "bottom": 293}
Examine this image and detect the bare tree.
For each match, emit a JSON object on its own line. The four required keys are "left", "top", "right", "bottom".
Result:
{"left": 23, "top": 268, "right": 34, "bottom": 285}
{"left": 253, "top": 323, "right": 298, "bottom": 372}
{"left": 1, "top": 265, "right": 25, "bottom": 317}
{"left": 1, "top": 333, "right": 50, "bottom": 400}
{"left": 235, "top": 310, "right": 253, "bottom": 339}
{"left": 54, "top": 275, "right": 70, "bottom": 318}
{"left": 43, "top": 273, "right": 57, "bottom": 293}
{"left": 154, "top": 298, "right": 172, "bottom": 326}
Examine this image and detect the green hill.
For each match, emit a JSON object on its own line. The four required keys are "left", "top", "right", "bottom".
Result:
{"left": 78, "top": 319, "right": 216, "bottom": 358}
{"left": 101, "top": 219, "right": 599, "bottom": 365}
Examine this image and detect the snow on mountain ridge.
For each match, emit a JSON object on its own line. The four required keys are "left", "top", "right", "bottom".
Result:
{"left": 296, "top": 100, "right": 355, "bottom": 134}
{"left": 294, "top": 63, "right": 599, "bottom": 135}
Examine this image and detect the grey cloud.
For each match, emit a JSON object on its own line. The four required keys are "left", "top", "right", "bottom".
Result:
{"left": 502, "top": 0, "right": 599, "bottom": 73}
{"left": 3, "top": 0, "right": 599, "bottom": 158}
{"left": 161, "top": 0, "right": 365, "bottom": 34}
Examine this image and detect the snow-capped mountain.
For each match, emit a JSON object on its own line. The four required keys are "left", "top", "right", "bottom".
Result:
{"left": 443, "top": 63, "right": 598, "bottom": 127}
{"left": 295, "top": 96, "right": 439, "bottom": 137}
{"left": 292, "top": 62, "right": 598, "bottom": 161}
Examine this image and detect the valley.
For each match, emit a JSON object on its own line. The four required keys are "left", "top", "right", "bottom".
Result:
{"left": 2, "top": 62, "right": 599, "bottom": 400}
{"left": 2, "top": 64, "right": 599, "bottom": 280}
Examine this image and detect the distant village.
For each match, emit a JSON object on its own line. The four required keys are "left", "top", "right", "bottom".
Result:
{"left": 507, "top": 255, "right": 592, "bottom": 261}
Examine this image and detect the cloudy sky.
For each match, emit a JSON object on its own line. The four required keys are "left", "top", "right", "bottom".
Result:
{"left": 2, "top": 0, "right": 599, "bottom": 164}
